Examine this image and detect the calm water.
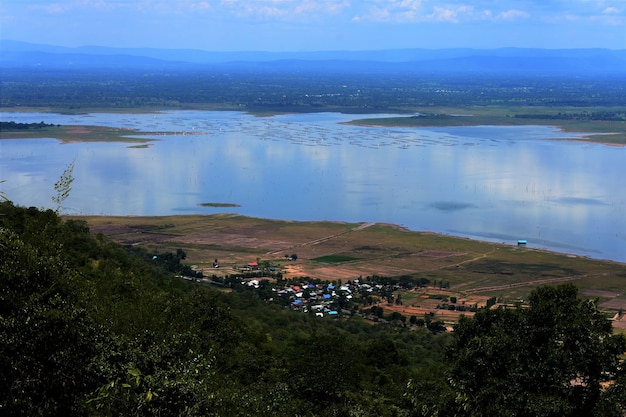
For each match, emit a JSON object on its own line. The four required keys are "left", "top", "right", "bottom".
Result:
{"left": 1, "top": 110, "right": 625, "bottom": 262}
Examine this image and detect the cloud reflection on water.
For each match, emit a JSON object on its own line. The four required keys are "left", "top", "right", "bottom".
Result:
{"left": 1, "top": 111, "right": 624, "bottom": 262}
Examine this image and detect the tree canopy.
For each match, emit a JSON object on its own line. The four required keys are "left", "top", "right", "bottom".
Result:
{"left": 447, "top": 284, "right": 626, "bottom": 417}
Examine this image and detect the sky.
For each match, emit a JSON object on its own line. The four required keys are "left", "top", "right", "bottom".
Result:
{"left": 1, "top": 0, "right": 625, "bottom": 51}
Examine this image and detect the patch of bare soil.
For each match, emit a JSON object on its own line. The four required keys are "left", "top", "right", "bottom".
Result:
{"left": 409, "top": 250, "right": 466, "bottom": 258}
{"left": 583, "top": 289, "right": 622, "bottom": 298}
{"left": 67, "top": 127, "right": 92, "bottom": 134}
{"left": 170, "top": 233, "right": 294, "bottom": 251}
{"left": 88, "top": 219, "right": 470, "bottom": 280}
{"left": 88, "top": 224, "right": 172, "bottom": 245}
{"left": 373, "top": 301, "right": 476, "bottom": 323}
{"left": 600, "top": 299, "right": 626, "bottom": 310}
{"left": 612, "top": 314, "right": 626, "bottom": 330}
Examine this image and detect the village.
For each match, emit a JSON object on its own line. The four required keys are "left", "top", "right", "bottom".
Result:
{"left": 81, "top": 215, "right": 626, "bottom": 333}
{"left": 200, "top": 258, "right": 494, "bottom": 332}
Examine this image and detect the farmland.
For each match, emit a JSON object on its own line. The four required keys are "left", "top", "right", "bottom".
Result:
{"left": 74, "top": 213, "right": 626, "bottom": 329}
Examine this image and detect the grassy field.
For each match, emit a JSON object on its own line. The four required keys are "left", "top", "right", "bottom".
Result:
{"left": 71, "top": 214, "right": 626, "bottom": 327}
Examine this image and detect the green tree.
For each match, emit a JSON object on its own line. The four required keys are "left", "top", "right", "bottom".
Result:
{"left": 0, "top": 225, "right": 105, "bottom": 416}
{"left": 446, "top": 284, "right": 626, "bottom": 417}
{"left": 52, "top": 159, "right": 75, "bottom": 213}
{"left": 0, "top": 179, "right": 7, "bottom": 201}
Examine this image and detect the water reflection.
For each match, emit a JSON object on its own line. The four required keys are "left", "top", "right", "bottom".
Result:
{"left": 1, "top": 111, "right": 624, "bottom": 262}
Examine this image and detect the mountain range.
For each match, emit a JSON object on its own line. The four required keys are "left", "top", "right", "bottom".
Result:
{"left": 1, "top": 40, "right": 625, "bottom": 75}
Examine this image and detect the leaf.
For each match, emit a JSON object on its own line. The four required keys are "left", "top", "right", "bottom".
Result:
{"left": 128, "top": 368, "right": 142, "bottom": 386}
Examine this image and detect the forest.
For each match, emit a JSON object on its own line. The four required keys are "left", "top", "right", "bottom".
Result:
{"left": 2, "top": 201, "right": 625, "bottom": 416}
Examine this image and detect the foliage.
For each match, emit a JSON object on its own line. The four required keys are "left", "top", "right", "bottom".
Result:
{"left": 0, "top": 179, "right": 6, "bottom": 202}
{"left": 52, "top": 159, "right": 75, "bottom": 213}
{"left": 514, "top": 111, "right": 626, "bottom": 121}
{"left": 0, "top": 121, "right": 56, "bottom": 130}
{"left": 446, "top": 284, "right": 626, "bottom": 417}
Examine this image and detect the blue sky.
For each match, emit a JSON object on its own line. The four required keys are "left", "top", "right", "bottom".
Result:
{"left": 2, "top": 0, "right": 625, "bottom": 50}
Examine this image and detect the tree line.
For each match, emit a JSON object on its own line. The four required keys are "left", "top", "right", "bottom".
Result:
{"left": 514, "top": 111, "right": 626, "bottom": 121}
{"left": 0, "top": 121, "right": 57, "bottom": 131}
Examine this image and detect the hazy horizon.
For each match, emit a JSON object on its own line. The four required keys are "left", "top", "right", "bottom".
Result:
{"left": 4, "top": 39, "right": 626, "bottom": 53}
{"left": 1, "top": 1, "right": 625, "bottom": 51}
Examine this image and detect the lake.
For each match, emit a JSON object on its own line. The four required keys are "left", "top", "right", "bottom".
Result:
{"left": 1, "top": 110, "right": 625, "bottom": 263}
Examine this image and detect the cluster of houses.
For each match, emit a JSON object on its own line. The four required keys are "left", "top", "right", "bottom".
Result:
{"left": 243, "top": 278, "right": 385, "bottom": 317}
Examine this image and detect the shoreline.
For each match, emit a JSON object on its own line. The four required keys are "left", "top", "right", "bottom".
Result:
{"left": 343, "top": 120, "right": 625, "bottom": 147}
{"left": 0, "top": 124, "right": 207, "bottom": 143}
{"left": 2, "top": 106, "right": 624, "bottom": 146}
{"left": 66, "top": 212, "right": 626, "bottom": 266}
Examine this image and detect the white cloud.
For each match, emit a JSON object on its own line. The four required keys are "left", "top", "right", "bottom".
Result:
{"left": 427, "top": 6, "right": 464, "bottom": 23}
{"left": 349, "top": 0, "right": 626, "bottom": 25}
{"left": 218, "top": 0, "right": 351, "bottom": 21}
{"left": 351, "top": 1, "right": 533, "bottom": 24}
{"left": 590, "top": 14, "right": 626, "bottom": 26}
{"left": 5, "top": 0, "right": 624, "bottom": 49}
{"left": 189, "top": 1, "right": 212, "bottom": 12}
{"left": 497, "top": 9, "right": 529, "bottom": 20}
{"left": 602, "top": 7, "right": 620, "bottom": 15}
{"left": 28, "top": 0, "right": 134, "bottom": 14}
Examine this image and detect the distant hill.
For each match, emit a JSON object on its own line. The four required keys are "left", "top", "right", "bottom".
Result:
{"left": 1, "top": 40, "right": 625, "bottom": 75}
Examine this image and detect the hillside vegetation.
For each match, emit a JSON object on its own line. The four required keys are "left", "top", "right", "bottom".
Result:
{"left": 2, "top": 201, "right": 626, "bottom": 416}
